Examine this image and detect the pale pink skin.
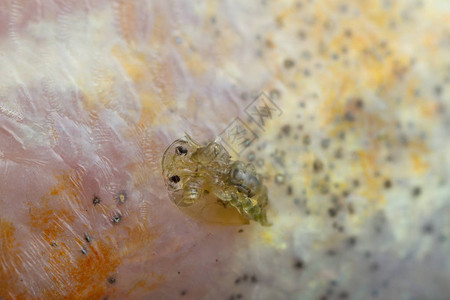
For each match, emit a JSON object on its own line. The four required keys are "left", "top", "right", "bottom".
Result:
{"left": 1, "top": 1, "right": 450, "bottom": 300}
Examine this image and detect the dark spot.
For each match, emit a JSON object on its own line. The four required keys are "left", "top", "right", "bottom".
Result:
{"left": 384, "top": 179, "right": 392, "bottom": 189}
{"left": 112, "top": 214, "right": 122, "bottom": 224}
{"left": 235, "top": 277, "right": 241, "bottom": 285}
{"left": 303, "top": 134, "right": 311, "bottom": 145}
{"left": 180, "top": 290, "right": 187, "bottom": 296}
{"left": 177, "top": 271, "right": 181, "bottom": 274}
{"left": 370, "top": 262, "right": 379, "bottom": 272}
{"left": 176, "top": 146, "right": 188, "bottom": 155}
{"left": 170, "top": 175, "right": 181, "bottom": 183}
{"left": 328, "top": 208, "right": 337, "bottom": 217}
{"left": 355, "top": 98, "right": 364, "bottom": 109}
{"left": 313, "top": 159, "right": 324, "bottom": 172}
{"left": 238, "top": 229, "right": 244, "bottom": 233}
{"left": 251, "top": 275, "right": 258, "bottom": 283}
{"left": 236, "top": 294, "right": 242, "bottom": 299}
{"left": 281, "top": 124, "right": 291, "bottom": 136}
{"left": 346, "top": 236, "right": 357, "bottom": 247}
{"left": 284, "top": 59, "right": 295, "bottom": 69}
{"left": 242, "top": 274, "right": 248, "bottom": 281}
{"left": 327, "top": 249, "right": 337, "bottom": 256}
{"left": 321, "top": 139, "right": 330, "bottom": 149}
{"left": 434, "top": 85, "right": 442, "bottom": 96}
{"left": 412, "top": 186, "right": 421, "bottom": 197}
{"left": 93, "top": 196, "right": 100, "bottom": 205}
{"left": 344, "top": 112, "right": 355, "bottom": 122}
{"left": 353, "top": 179, "right": 360, "bottom": 187}
{"left": 287, "top": 185, "right": 293, "bottom": 195}
{"left": 107, "top": 276, "right": 116, "bottom": 284}
{"left": 423, "top": 223, "right": 434, "bottom": 234}
{"left": 81, "top": 248, "right": 87, "bottom": 255}
{"left": 294, "top": 259, "right": 305, "bottom": 269}
{"left": 339, "top": 291, "right": 349, "bottom": 299}
{"left": 84, "top": 234, "right": 91, "bottom": 243}
{"left": 51, "top": 242, "right": 57, "bottom": 247}
{"left": 334, "top": 148, "right": 343, "bottom": 159}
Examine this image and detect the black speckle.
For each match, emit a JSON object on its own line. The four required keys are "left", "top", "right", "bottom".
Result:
{"left": 180, "top": 290, "right": 187, "bottom": 296}
{"left": 384, "top": 179, "right": 392, "bottom": 189}
{"left": 251, "top": 275, "right": 258, "bottom": 283}
{"left": 303, "top": 135, "right": 311, "bottom": 145}
{"left": 370, "top": 262, "right": 379, "bottom": 272}
{"left": 84, "top": 234, "right": 91, "bottom": 243}
{"left": 284, "top": 58, "right": 295, "bottom": 69}
{"left": 107, "top": 276, "right": 116, "bottom": 284}
{"left": 423, "top": 223, "right": 434, "bottom": 234}
{"left": 93, "top": 196, "right": 100, "bottom": 205}
{"left": 81, "top": 248, "right": 87, "bottom": 255}
{"left": 170, "top": 175, "right": 181, "bottom": 183}
{"left": 412, "top": 186, "right": 421, "bottom": 197}
{"left": 294, "top": 258, "right": 305, "bottom": 269}
{"left": 112, "top": 214, "right": 122, "bottom": 224}
{"left": 281, "top": 124, "right": 291, "bottom": 136}
{"left": 344, "top": 112, "right": 355, "bottom": 122}
{"left": 51, "top": 242, "right": 57, "bottom": 247}
{"left": 287, "top": 185, "right": 293, "bottom": 195}
{"left": 313, "top": 159, "right": 324, "bottom": 172}
{"left": 321, "top": 139, "right": 330, "bottom": 149}
{"left": 235, "top": 277, "right": 241, "bottom": 285}
{"left": 238, "top": 229, "right": 244, "bottom": 233}
{"left": 328, "top": 208, "right": 337, "bottom": 217}
{"left": 355, "top": 98, "right": 364, "bottom": 109}
{"left": 346, "top": 236, "right": 357, "bottom": 247}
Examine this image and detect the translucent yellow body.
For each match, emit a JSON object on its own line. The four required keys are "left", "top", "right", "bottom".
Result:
{"left": 162, "top": 134, "right": 270, "bottom": 226}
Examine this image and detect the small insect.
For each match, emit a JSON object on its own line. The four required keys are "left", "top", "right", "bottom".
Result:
{"left": 162, "top": 133, "right": 270, "bottom": 226}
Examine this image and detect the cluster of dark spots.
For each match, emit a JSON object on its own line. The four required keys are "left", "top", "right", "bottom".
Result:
{"left": 180, "top": 290, "right": 187, "bottom": 296}
{"left": 333, "top": 222, "right": 345, "bottom": 232}
{"left": 93, "top": 196, "right": 101, "bottom": 205}
{"left": 107, "top": 276, "right": 116, "bottom": 284}
{"left": 411, "top": 186, "right": 422, "bottom": 197}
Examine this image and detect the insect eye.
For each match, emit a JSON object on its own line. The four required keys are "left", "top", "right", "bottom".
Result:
{"left": 170, "top": 175, "right": 181, "bottom": 183}
{"left": 175, "top": 146, "right": 188, "bottom": 155}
